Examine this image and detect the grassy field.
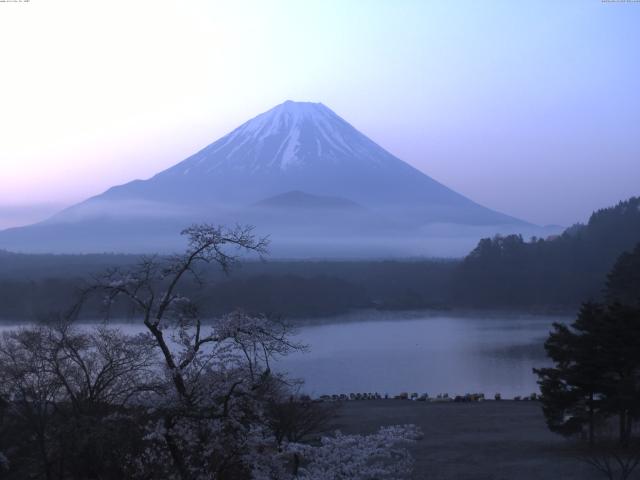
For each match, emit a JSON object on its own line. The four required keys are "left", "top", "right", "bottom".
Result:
{"left": 331, "top": 400, "right": 603, "bottom": 480}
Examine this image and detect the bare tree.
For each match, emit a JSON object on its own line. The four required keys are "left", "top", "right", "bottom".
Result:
{"left": 80, "top": 225, "right": 268, "bottom": 399}
{"left": 0, "top": 321, "right": 160, "bottom": 479}
{"left": 573, "top": 418, "right": 640, "bottom": 480}
{"left": 267, "top": 394, "right": 339, "bottom": 446}
{"left": 78, "top": 224, "right": 313, "bottom": 479}
{"left": 0, "top": 224, "right": 421, "bottom": 480}
{"left": 580, "top": 447, "right": 640, "bottom": 480}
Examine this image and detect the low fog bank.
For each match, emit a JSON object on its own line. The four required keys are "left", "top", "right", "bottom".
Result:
{"left": 0, "top": 228, "right": 554, "bottom": 258}
{"left": 0, "top": 203, "right": 69, "bottom": 230}
{"left": 0, "top": 205, "right": 561, "bottom": 258}
{"left": 3, "top": 195, "right": 637, "bottom": 322}
{"left": 259, "top": 223, "right": 563, "bottom": 259}
{"left": 0, "top": 193, "right": 561, "bottom": 257}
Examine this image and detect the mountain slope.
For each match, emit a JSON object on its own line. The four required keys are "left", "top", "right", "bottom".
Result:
{"left": 61, "top": 101, "right": 521, "bottom": 223}
{"left": 253, "top": 191, "right": 364, "bottom": 210}
{"left": 0, "top": 100, "right": 532, "bottom": 255}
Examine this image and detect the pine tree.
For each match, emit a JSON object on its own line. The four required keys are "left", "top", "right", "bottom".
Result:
{"left": 606, "top": 243, "right": 640, "bottom": 306}
{"left": 535, "top": 301, "right": 640, "bottom": 445}
{"left": 534, "top": 302, "right": 608, "bottom": 444}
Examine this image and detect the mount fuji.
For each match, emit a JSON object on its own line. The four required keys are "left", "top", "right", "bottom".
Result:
{"left": 0, "top": 101, "right": 538, "bottom": 257}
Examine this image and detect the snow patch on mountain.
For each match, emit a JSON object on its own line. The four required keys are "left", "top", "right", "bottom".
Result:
{"left": 0, "top": 100, "right": 533, "bottom": 255}
{"left": 162, "top": 100, "right": 390, "bottom": 177}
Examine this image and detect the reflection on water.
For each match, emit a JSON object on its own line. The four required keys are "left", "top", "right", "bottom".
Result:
{"left": 0, "top": 311, "right": 570, "bottom": 398}
{"left": 275, "top": 311, "right": 569, "bottom": 398}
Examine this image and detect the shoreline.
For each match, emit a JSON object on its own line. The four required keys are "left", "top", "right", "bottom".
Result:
{"left": 0, "top": 306, "right": 576, "bottom": 326}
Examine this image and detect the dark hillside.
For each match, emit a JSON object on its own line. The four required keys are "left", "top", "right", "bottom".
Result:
{"left": 453, "top": 197, "right": 640, "bottom": 308}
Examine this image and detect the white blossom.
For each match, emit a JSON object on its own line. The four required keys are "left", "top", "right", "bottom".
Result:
{"left": 287, "top": 425, "right": 421, "bottom": 480}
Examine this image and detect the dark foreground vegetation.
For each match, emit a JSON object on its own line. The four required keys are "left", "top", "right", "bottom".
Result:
{"left": 454, "top": 196, "right": 640, "bottom": 308}
{"left": 0, "top": 225, "right": 420, "bottom": 479}
{"left": 532, "top": 241, "right": 640, "bottom": 479}
{"left": 1, "top": 196, "right": 639, "bottom": 321}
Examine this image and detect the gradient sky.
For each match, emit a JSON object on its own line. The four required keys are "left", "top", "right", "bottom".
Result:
{"left": 1, "top": 0, "right": 639, "bottom": 229}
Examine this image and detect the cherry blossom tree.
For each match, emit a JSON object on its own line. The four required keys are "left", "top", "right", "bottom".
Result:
{"left": 0, "top": 322, "right": 159, "bottom": 479}
{"left": 0, "top": 224, "right": 422, "bottom": 479}
{"left": 79, "top": 225, "right": 301, "bottom": 478}
{"left": 286, "top": 425, "right": 421, "bottom": 480}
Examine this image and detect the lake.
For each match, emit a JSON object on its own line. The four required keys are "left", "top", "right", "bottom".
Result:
{"left": 0, "top": 310, "right": 569, "bottom": 398}
{"left": 277, "top": 311, "right": 568, "bottom": 398}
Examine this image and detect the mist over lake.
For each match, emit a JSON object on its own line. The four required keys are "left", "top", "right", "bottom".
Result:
{"left": 0, "top": 311, "right": 567, "bottom": 399}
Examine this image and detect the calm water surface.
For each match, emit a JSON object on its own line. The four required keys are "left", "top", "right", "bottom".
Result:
{"left": 0, "top": 311, "right": 569, "bottom": 398}
{"left": 277, "top": 311, "right": 568, "bottom": 398}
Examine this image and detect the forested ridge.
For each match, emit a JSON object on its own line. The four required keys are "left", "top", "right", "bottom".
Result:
{"left": 454, "top": 196, "right": 640, "bottom": 308}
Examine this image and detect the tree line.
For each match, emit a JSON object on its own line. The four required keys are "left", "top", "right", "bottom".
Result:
{"left": 1, "top": 196, "right": 639, "bottom": 321}
{"left": 453, "top": 197, "right": 640, "bottom": 308}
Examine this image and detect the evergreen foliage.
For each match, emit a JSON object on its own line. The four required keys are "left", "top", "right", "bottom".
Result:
{"left": 534, "top": 243, "right": 640, "bottom": 446}
{"left": 455, "top": 197, "right": 640, "bottom": 308}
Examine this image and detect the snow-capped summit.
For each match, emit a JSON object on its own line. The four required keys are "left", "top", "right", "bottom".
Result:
{"left": 0, "top": 101, "right": 532, "bottom": 255}
{"left": 110, "top": 100, "right": 517, "bottom": 221}
{"left": 161, "top": 100, "right": 397, "bottom": 176}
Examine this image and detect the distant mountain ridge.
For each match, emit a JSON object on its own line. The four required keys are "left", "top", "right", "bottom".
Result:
{"left": 0, "top": 100, "right": 537, "bottom": 256}
{"left": 254, "top": 191, "right": 364, "bottom": 210}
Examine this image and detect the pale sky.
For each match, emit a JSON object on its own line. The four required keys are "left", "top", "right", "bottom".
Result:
{"left": 1, "top": 0, "right": 639, "bottom": 229}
